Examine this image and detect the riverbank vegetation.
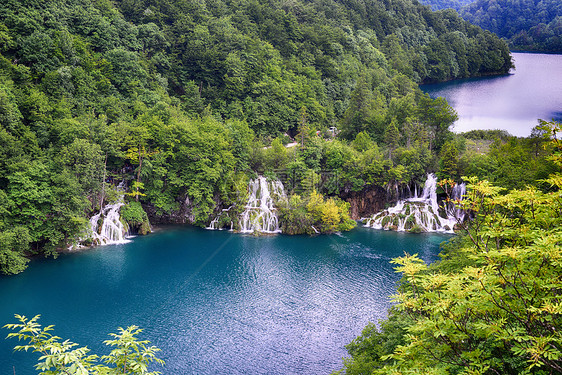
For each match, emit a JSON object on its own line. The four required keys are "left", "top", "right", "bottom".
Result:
{"left": 0, "top": 0, "right": 513, "bottom": 274}
{"left": 336, "top": 120, "right": 562, "bottom": 374}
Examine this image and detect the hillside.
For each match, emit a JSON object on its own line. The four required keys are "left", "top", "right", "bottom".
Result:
{"left": 417, "top": 0, "right": 474, "bottom": 12}
{"left": 460, "top": 0, "right": 562, "bottom": 52}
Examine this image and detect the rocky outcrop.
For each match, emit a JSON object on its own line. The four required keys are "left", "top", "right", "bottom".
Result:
{"left": 342, "top": 186, "right": 391, "bottom": 220}
{"left": 142, "top": 196, "right": 195, "bottom": 225}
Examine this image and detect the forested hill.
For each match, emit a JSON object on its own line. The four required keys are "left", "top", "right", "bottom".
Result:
{"left": 0, "top": 0, "right": 513, "bottom": 127}
{"left": 0, "top": 0, "right": 512, "bottom": 274}
{"left": 460, "top": 0, "right": 562, "bottom": 52}
{"left": 417, "top": 0, "right": 474, "bottom": 12}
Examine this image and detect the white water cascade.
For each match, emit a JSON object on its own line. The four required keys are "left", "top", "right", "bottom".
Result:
{"left": 206, "top": 206, "right": 234, "bottom": 231}
{"left": 446, "top": 181, "right": 467, "bottom": 223}
{"left": 88, "top": 181, "right": 130, "bottom": 245}
{"left": 238, "top": 176, "right": 286, "bottom": 234}
{"left": 89, "top": 202, "right": 130, "bottom": 245}
{"left": 365, "top": 174, "right": 464, "bottom": 233}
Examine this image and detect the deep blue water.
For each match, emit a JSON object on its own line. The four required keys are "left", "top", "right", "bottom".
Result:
{"left": 422, "top": 52, "right": 562, "bottom": 137}
{"left": 0, "top": 226, "right": 448, "bottom": 374}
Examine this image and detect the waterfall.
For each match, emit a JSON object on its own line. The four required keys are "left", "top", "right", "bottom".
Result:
{"left": 365, "top": 174, "right": 464, "bottom": 233}
{"left": 238, "top": 176, "right": 286, "bottom": 234}
{"left": 89, "top": 202, "right": 130, "bottom": 245}
{"left": 206, "top": 216, "right": 220, "bottom": 230}
{"left": 206, "top": 206, "right": 234, "bottom": 231}
{"left": 446, "top": 182, "right": 467, "bottom": 223}
{"left": 88, "top": 181, "right": 130, "bottom": 246}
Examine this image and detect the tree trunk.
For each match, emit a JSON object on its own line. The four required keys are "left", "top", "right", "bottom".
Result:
{"left": 99, "top": 153, "right": 108, "bottom": 210}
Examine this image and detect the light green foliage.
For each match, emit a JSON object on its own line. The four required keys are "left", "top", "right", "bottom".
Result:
{"left": 280, "top": 190, "right": 356, "bottom": 234}
{"left": 58, "top": 138, "right": 105, "bottom": 208}
{"left": 278, "top": 194, "right": 313, "bottom": 235}
{"left": 417, "top": 94, "right": 458, "bottom": 152}
{"left": 382, "top": 178, "right": 562, "bottom": 374}
{"left": 263, "top": 138, "right": 290, "bottom": 171}
{"left": 458, "top": 128, "right": 555, "bottom": 190}
{"left": 4, "top": 314, "right": 164, "bottom": 375}
{"left": 438, "top": 141, "right": 459, "bottom": 180}
{"left": 351, "top": 132, "right": 374, "bottom": 152}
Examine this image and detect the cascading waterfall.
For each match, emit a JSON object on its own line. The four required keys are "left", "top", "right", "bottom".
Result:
{"left": 365, "top": 174, "right": 464, "bottom": 233}
{"left": 88, "top": 181, "right": 130, "bottom": 245}
{"left": 89, "top": 203, "right": 129, "bottom": 245}
{"left": 238, "top": 176, "right": 286, "bottom": 234}
{"left": 206, "top": 206, "right": 234, "bottom": 231}
{"left": 446, "top": 182, "right": 467, "bottom": 223}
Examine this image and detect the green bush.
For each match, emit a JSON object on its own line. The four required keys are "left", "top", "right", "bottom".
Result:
{"left": 120, "top": 202, "right": 151, "bottom": 235}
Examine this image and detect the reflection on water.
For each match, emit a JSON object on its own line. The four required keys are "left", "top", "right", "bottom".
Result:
{"left": 422, "top": 52, "right": 562, "bottom": 137}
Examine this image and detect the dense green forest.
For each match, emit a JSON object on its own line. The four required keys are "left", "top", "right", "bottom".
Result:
{"left": 336, "top": 120, "right": 562, "bottom": 375}
{"left": 418, "top": 0, "right": 474, "bottom": 12}
{"left": 460, "top": 0, "right": 562, "bottom": 52}
{"left": 0, "top": 0, "right": 514, "bottom": 275}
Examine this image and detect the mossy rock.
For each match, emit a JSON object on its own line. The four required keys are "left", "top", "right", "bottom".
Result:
{"left": 409, "top": 225, "right": 423, "bottom": 234}
{"left": 381, "top": 216, "right": 392, "bottom": 227}
{"left": 121, "top": 202, "right": 151, "bottom": 235}
{"left": 139, "top": 221, "right": 151, "bottom": 235}
{"left": 404, "top": 215, "right": 416, "bottom": 230}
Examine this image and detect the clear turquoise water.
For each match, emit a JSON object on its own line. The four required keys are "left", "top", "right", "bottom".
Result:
{"left": 422, "top": 52, "right": 562, "bottom": 137}
{"left": 0, "top": 226, "right": 449, "bottom": 374}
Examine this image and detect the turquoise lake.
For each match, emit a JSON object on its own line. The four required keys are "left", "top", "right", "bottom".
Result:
{"left": 422, "top": 52, "right": 562, "bottom": 137}
{"left": 0, "top": 226, "right": 448, "bottom": 374}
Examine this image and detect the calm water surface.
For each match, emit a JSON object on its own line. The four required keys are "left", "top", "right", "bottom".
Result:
{"left": 0, "top": 226, "right": 448, "bottom": 374}
{"left": 422, "top": 52, "right": 562, "bottom": 137}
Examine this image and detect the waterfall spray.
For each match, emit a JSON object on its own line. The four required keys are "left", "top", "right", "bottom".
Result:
{"left": 88, "top": 181, "right": 130, "bottom": 245}
{"left": 239, "top": 177, "right": 286, "bottom": 234}
{"left": 365, "top": 174, "right": 465, "bottom": 233}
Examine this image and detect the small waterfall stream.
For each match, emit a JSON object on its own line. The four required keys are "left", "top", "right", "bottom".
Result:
{"left": 239, "top": 176, "right": 286, "bottom": 234}
{"left": 89, "top": 202, "right": 129, "bottom": 245}
{"left": 87, "top": 181, "right": 130, "bottom": 246}
{"left": 365, "top": 174, "right": 464, "bottom": 233}
{"left": 206, "top": 176, "right": 286, "bottom": 233}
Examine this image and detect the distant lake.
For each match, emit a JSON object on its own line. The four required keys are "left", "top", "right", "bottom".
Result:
{"left": 0, "top": 227, "right": 447, "bottom": 375}
{"left": 422, "top": 52, "right": 562, "bottom": 137}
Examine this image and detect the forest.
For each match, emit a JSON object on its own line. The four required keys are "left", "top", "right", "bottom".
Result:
{"left": 0, "top": 0, "right": 515, "bottom": 275}
{"left": 421, "top": 0, "right": 562, "bottom": 52}
{"left": 461, "top": 0, "right": 562, "bottom": 52}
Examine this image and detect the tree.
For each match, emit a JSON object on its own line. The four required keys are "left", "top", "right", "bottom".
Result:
{"left": 340, "top": 76, "right": 376, "bottom": 140}
{"left": 4, "top": 314, "right": 164, "bottom": 375}
{"left": 438, "top": 141, "right": 459, "bottom": 180}
{"left": 383, "top": 119, "right": 400, "bottom": 159}
{"left": 59, "top": 139, "right": 105, "bottom": 210}
{"left": 0, "top": 226, "right": 30, "bottom": 275}
{"left": 417, "top": 94, "right": 457, "bottom": 152}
